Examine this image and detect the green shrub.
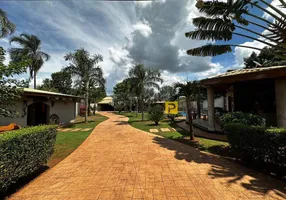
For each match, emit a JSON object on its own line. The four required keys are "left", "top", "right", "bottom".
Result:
{"left": 0, "top": 125, "right": 57, "bottom": 192}
{"left": 220, "top": 112, "right": 266, "bottom": 128}
{"left": 224, "top": 123, "right": 286, "bottom": 176}
{"left": 148, "top": 105, "right": 164, "bottom": 125}
{"left": 167, "top": 114, "right": 179, "bottom": 123}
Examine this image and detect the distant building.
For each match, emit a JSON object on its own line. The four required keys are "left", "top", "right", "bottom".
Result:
{"left": 97, "top": 97, "right": 114, "bottom": 111}
{"left": 0, "top": 88, "right": 81, "bottom": 127}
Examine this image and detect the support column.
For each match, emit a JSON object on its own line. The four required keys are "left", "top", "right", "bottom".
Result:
{"left": 207, "top": 87, "right": 215, "bottom": 131}
{"left": 275, "top": 79, "right": 286, "bottom": 128}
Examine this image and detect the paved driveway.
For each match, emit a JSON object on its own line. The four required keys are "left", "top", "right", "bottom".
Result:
{"left": 10, "top": 112, "right": 286, "bottom": 200}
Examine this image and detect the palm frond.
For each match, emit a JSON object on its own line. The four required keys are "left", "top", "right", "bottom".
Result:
{"left": 185, "top": 29, "right": 232, "bottom": 41}
{"left": 193, "top": 17, "right": 235, "bottom": 32}
{"left": 196, "top": 0, "right": 248, "bottom": 18}
{"left": 0, "top": 8, "right": 15, "bottom": 38}
{"left": 38, "top": 51, "right": 50, "bottom": 61}
{"left": 186, "top": 44, "right": 232, "bottom": 57}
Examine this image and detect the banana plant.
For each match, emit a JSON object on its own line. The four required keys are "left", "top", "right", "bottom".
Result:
{"left": 186, "top": 0, "right": 286, "bottom": 59}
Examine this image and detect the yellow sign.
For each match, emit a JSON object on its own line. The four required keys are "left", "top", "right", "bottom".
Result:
{"left": 165, "top": 101, "right": 178, "bottom": 114}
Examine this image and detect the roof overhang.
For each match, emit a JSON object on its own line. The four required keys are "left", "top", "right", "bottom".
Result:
{"left": 200, "top": 66, "right": 286, "bottom": 86}
{"left": 22, "top": 88, "right": 82, "bottom": 101}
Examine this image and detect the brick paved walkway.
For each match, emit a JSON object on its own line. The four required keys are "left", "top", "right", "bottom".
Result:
{"left": 10, "top": 112, "right": 286, "bottom": 200}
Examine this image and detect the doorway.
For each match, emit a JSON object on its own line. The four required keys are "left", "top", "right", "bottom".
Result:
{"left": 27, "top": 102, "right": 50, "bottom": 126}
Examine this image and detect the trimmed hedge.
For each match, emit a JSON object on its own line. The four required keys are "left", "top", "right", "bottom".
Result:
{"left": 0, "top": 125, "right": 57, "bottom": 192}
{"left": 224, "top": 123, "right": 286, "bottom": 176}
{"left": 220, "top": 112, "right": 266, "bottom": 128}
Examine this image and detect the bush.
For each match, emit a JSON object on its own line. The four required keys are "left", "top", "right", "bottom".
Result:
{"left": 0, "top": 125, "right": 57, "bottom": 192}
{"left": 148, "top": 105, "right": 164, "bottom": 125}
{"left": 224, "top": 123, "right": 286, "bottom": 176}
{"left": 220, "top": 112, "right": 266, "bottom": 128}
{"left": 167, "top": 114, "right": 179, "bottom": 123}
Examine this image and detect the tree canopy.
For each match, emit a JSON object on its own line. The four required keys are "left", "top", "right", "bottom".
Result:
{"left": 38, "top": 70, "right": 73, "bottom": 94}
{"left": 186, "top": 0, "right": 286, "bottom": 58}
{"left": 244, "top": 47, "right": 286, "bottom": 68}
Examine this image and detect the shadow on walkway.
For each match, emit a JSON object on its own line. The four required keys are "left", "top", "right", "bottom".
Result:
{"left": 153, "top": 136, "right": 286, "bottom": 199}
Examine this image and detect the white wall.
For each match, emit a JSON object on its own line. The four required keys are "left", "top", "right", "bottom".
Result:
{"left": 50, "top": 100, "right": 76, "bottom": 124}
{"left": 203, "top": 96, "right": 224, "bottom": 110}
{"left": 0, "top": 98, "right": 77, "bottom": 127}
{"left": 0, "top": 100, "right": 27, "bottom": 127}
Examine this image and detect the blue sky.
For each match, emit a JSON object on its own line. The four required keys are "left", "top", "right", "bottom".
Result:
{"left": 0, "top": 0, "right": 278, "bottom": 94}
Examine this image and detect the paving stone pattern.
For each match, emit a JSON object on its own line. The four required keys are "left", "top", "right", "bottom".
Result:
{"left": 10, "top": 112, "right": 286, "bottom": 200}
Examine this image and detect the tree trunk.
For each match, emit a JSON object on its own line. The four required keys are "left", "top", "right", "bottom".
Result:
{"left": 135, "top": 97, "right": 138, "bottom": 117}
{"left": 141, "top": 98, "right": 144, "bottom": 121}
{"left": 88, "top": 100, "right": 91, "bottom": 116}
{"left": 34, "top": 71, "right": 37, "bottom": 89}
{"left": 197, "top": 95, "right": 201, "bottom": 119}
{"left": 93, "top": 103, "right": 96, "bottom": 115}
{"left": 85, "top": 81, "right": 89, "bottom": 123}
{"left": 129, "top": 99, "right": 132, "bottom": 112}
{"left": 186, "top": 98, "right": 194, "bottom": 140}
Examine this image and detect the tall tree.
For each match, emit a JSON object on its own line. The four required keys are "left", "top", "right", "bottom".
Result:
{"left": 64, "top": 48, "right": 104, "bottom": 123}
{"left": 186, "top": 0, "right": 286, "bottom": 58}
{"left": 175, "top": 81, "right": 200, "bottom": 140}
{"left": 128, "top": 64, "right": 163, "bottom": 121}
{"left": 37, "top": 70, "right": 72, "bottom": 93}
{"left": 113, "top": 78, "right": 134, "bottom": 112}
{"left": 158, "top": 85, "right": 177, "bottom": 101}
{"left": 51, "top": 70, "right": 73, "bottom": 94}
{"left": 9, "top": 34, "right": 50, "bottom": 89}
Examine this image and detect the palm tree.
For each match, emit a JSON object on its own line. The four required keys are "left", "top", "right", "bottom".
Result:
{"left": 64, "top": 48, "right": 104, "bottom": 123}
{"left": 129, "top": 64, "right": 163, "bottom": 121}
{"left": 9, "top": 34, "right": 50, "bottom": 88}
{"left": 186, "top": 0, "right": 286, "bottom": 59}
{"left": 0, "top": 9, "right": 15, "bottom": 38}
{"left": 175, "top": 81, "right": 200, "bottom": 140}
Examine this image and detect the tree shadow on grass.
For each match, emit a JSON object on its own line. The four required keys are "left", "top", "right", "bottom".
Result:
{"left": 0, "top": 166, "right": 49, "bottom": 199}
{"left": 153, "top": 136, "right": 286, "bottom": 199}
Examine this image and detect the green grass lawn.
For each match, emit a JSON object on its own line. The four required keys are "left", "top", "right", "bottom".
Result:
{"left": 118, "top": 112, "right": 229, "bottom": 156}
{"left": 48, "top": 114, "right": 108, "bottom": 167}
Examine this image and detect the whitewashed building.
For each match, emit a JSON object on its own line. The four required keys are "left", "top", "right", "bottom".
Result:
{"left": 0, "top": 88, "right": 81, "bottom": 127}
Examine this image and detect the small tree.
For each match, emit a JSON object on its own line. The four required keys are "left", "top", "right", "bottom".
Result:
{"left": 175, "top": 81, "right": 200, "bottom": 140}
{"left": 148, "top": 105, "right": 164, "bottom": 126}
{"left": 129, "top": 64, "right": 163, "bottom": 121}
{"left": 64, "top": 49, "right": 104, "bottom": 123}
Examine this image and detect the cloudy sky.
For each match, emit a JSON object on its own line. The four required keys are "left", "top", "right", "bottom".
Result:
{"left": 0, "top": 0, "right": 279, "bottom": 94}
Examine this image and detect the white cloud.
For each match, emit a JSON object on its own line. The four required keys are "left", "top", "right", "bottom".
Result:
{"left": 262, "top": 0, "right": 286, "bottom": 20}
{"left": 160, "top": 70, "right": 185, "bottom": 86}
{"left": 196, "top": 62, "right": 224, "bottom": 79}
{"left": 136, "top": 1, "right": 152, "bottom": 8}
{"left": 233, "top": 40, "right": 266, "bottom": 68}
{"left": 132, "top": 20, "right": 152, "bottom": 37}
